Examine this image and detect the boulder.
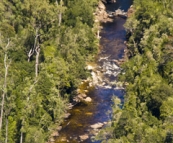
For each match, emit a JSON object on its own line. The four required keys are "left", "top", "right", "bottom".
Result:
{"left": 104, "top": 85, "right": 112, "bottom": 89}
{"left": 56, "top": 126, "right": 62, "bottom": 131}
{"left": 51, "top": 131, "right": 59, "bottom": 137}
{"left": 95, "top": 1, "right": 112, "bottom": 23}
{"left": 80, "top": 93, "right": 87, "bottom": 98}
{"left": 73, "top": 96, "right": 80, "bottom": 102}
{"left": 84, "top": 90, "right": 88, "bottom": 93}
{"left": 114, "top": 9, "right": 127, "bottom": 18}
{"left": 60, "top": 137, "right": 67, "bottom": 142}
{"left": 77, "top": 94, "right": 84, "bottom": 100}
{"left": 91, "top": 71, "right": 98, "bottom": 85}
{"left": 79, "top": 134, "right": 89, "bottom": 141}
{"left": 112, "top": 63, "right": 119, "bottom": 70}
{"left": 67, "top": 103, "right": 73, "bottom": 110}
{"left": 86, "top": 65, "right": 94, "bottom": 70}
{"left": 90, "top": 122, "right": 104, "bottom": 129}
{"left": 84, "top": 97, "right": 92, "bottom": 102}
{"left": 64, "top": 113, "right": 71, "bottom": 119}
{"left": 98, "top": 1, "right": 106, "bottom": 10}
{"left": 49, "top": 138, "right": 55, "bottom": 142}
{"left": 101, "top": 0, "right": 107, "bottom": 3}
{"left": 76, "top": 88, "right": 81, "bottom": 94}
{"left": 127, "top": 5, "right": 134, "bottom": 17}
{"left": 76, "top": 93, "right": 87, "bottom": 101}
{"left": 89, "top": 82, "right": 93, "bottom": 87}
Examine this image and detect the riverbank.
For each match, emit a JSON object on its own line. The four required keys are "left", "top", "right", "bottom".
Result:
{"left": 103, "top": 0, "right": 173, "bottom": 142}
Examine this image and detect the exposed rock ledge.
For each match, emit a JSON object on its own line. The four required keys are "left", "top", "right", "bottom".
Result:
{"left": 95, "top": 1, "right": 129, "bottom": 23}
{"left": 94, "top": 1, "right": 113, "bottom": 23}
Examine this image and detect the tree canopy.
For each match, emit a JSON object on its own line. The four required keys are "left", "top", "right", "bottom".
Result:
{"left": 96, "top": 0, "right": 173, "bottom": 142}
{"left": 0, "top": 0, "right": 99, "bottom": 142}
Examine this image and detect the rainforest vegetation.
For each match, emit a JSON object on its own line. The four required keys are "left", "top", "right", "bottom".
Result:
{"left": 0, "top": 0, "right": 99, "bottom": 142}
{"left": 97, "top": 0, "right": 173, "bottom": 142}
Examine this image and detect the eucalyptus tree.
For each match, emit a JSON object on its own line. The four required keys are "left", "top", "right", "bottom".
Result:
{"left": 0, "top": 27, "right": 18, "bottom": 143}
{"left": 0, "top": 1, "right": 16, "bottom": 139}
{"left": 0, "top": 0, "right": 99, "bottom": 142}
{"left": 22, "top": 0, "right": 61, "bottom": 78}
{"left": 0, "top": 35, "right": 10, "bottom": 132}
{"left": 56, "top": 0, "right": 66, "bottom": 26}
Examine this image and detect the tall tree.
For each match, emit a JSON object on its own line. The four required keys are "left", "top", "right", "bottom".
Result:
{"left": 0, "top": 36, "right": 11, "bottom": 131}
{"left": 56, "top": 0, "right": 66, "bottom": 26}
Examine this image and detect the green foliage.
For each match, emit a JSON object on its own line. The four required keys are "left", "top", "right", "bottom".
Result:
{"left": 0, "top": 0, "right": 98, "bottom": 142}
{"left": 63, "top": 0, "right": 98, "bottom": 27}
{"left": 98, "top": 0, "right": 173, "bottom": 142}
{"left": 8, "top": 116, "right": 17, "bottom": 143}
{"left": 25, "top": 127, "right": 45, "bottom": 143}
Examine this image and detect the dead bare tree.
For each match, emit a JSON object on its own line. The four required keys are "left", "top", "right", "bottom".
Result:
{"left": 56, "top": 0, "right": 66, "bottom": 26}
{"left": 27, "top": 28, "right": 40, "bottom": 78}
{"left": 0, "top": 37, "right": 11, "bottom": 131}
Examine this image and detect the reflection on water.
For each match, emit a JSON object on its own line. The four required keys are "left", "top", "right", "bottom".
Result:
{"left": 55, "top": 87, "right": 124, "bottom": 143}
{"left": 55, "top": 0, "right": 133, "bottom": 142}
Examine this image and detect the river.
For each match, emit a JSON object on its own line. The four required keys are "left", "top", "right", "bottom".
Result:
{"left": 55, "top": 0, "right": 133, "bottom": 142}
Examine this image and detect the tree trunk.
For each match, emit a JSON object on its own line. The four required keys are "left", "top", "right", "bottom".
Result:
{"left": 56, "top": 0, "right": 63, "bottom": 26}
{"left": 0, "top": 39, "right": 10, "bottom": 131}
{"left": 58, "top": 13, "right": 62, "bottom": 26}
{"left": 35, "top": 46, "right": 40, "bottom": 78}
{"left": 97, "top": 30, "right": 100, "bottom": 39}
{"left": 0, "top": 92, "right": 5, "bottom": 130}
{"left": 27, "top": 28, "right": 39, "bottom": 62}
{"left": 20, "top": 132, "right": 23, "bottom": 143}
{"left": 5, "top": 117, "right": 8, "bottom": 143}
{"left": 27, "top": 48, "right": 34, "bottom": 62}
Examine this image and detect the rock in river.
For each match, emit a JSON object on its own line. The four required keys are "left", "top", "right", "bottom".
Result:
{"left": 84, "top": 97, "right": 92, "bottom": 102}
{"left": 79, "top": 134, "right": 89, "bottom": 141}
{"left": 90, "top": 122, "right": 104, "bottom": 129}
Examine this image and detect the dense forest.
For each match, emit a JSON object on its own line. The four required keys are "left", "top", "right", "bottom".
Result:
{"left": 97, "top": 0, "right": 173, "bottom": 142}
{"left": 0, "top": 0, "right": 99, "bottom": 142}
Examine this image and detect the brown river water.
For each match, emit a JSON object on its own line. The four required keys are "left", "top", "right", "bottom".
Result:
{"left": 55, "top": 0, "right": 133, "bottom": 142}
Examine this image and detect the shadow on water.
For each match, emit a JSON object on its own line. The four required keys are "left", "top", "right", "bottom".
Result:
{"left": 55, "top": 0, "right": 133, "bottom": 142}
{"left": 99, "top": 17, "right": 126, "bottom": 60}
{"left": 106, "top": 0, "right": 133, "bottom": 12}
